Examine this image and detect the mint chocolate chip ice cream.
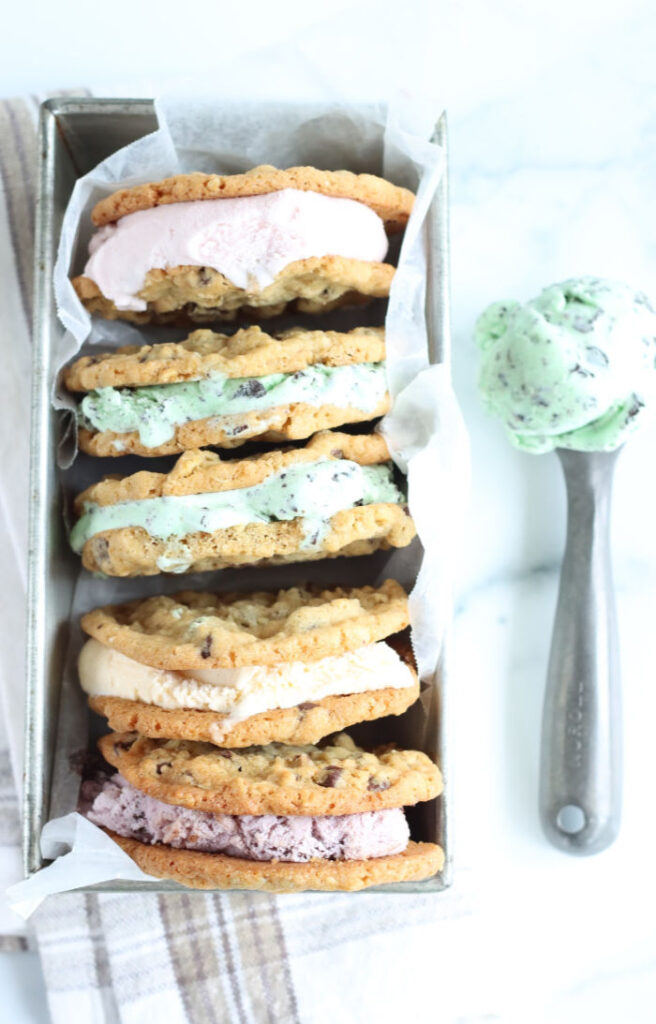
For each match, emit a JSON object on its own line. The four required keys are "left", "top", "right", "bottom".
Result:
{"left": 69, "top": 458, "right": 405, "bottom": 557}
{"left": 475, "top": 277, "right": 656, "bottom": 453}
{"left": 79, "top": 362, "right": 388, "bottom": 450}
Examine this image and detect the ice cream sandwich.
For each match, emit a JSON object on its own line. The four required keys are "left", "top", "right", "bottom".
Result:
{"left": 79, "top": 580, "right": 419, "bottom": 746}
{"left": 65, "top": 325, "right": 390, "bottom": 457}
{"left": 71, "top": 165, "right": 414, "bottom": 323}
{"left": 84, "top": 730, "right": 443, "bottom": 892}
{"left": 69, "top": 431, "right": 416, "bottom": 577}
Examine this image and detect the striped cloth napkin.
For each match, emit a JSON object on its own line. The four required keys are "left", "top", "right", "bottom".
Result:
{"left": 0, "top": 95, "right": 469, "bottom": 1024}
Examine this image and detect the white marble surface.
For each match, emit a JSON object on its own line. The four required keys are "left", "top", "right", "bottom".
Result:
{"left": 2, "top": 0, "right": 656, "bottom": 1020}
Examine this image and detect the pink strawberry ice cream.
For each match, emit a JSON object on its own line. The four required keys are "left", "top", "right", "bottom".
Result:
{"left": 82, "top": 188, "right": 389, "bottom": 312}
{"left": 87, "top": 774, "right": 409, "bottom": 862}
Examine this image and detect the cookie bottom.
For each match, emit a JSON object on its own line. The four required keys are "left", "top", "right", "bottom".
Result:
{"left": 78, "top": 396, "right": 390, "bottom": 458}
{"left": 107, "top": 832, "right": 444, "bottom": 892}
{"left": 72, "top": 256, "right": 394, "bottom": 325}
{"left": 80, "top": 504, "right": 416, "bottom": 577}
{"left": 89, "top": 679, "right": 420, "bottom": 747}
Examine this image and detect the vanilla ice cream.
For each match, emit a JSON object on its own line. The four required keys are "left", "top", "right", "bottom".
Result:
{"left": 83, "top": 188, "right": 389, "bottom": 312}
{"left": 79, "top": 637, "right": 415, "bottom": 725}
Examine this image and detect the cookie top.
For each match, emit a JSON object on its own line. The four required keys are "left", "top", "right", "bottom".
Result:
{"left": 73, "top": 430, "right": 391, "bottom": 513}
{"left": 65, "top": 326, "right": 386, "bottom": 392}
{"left": 99, "top": 731, "right": 442, "bottom": 816}
{"left": 81, "top": 578, "right": 410, "bottom": 669}
{"left": 91, "top": 166, "right": 415, "bottom": 231}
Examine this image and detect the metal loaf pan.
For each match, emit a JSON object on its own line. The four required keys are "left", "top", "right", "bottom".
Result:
{"left": 25, "top": 98, "right": 452, "bottom": 893}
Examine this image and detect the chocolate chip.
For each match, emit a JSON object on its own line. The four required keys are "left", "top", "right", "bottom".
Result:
{"left": 585, "top": 345, "right": 609, "bottom": 367}
{"left": 331, "top": 448, "right": 344, "bottom": 458}
{"left": 132, "top": 826, "right": 153, "bottom": 843}
{"left": 198, "top": 267, "right": 214, "bottom": 285}
{"left": 156, "top": 760, "right": 172, "bottom": 775}
{"left": 113, "top": 736, "right": 136, "bottom": 753}
{"left": 367, "top": 777, "right": 391, "bottom": 791}
{"left": 217, "top": 749, "right": 233, "bottom": 758}
{"left": 571, "top": 363, "right": 594, "bottom": 378}
{"left": 229, "top": 424, "right": 248, "bottom": 435}
{"left": 627, "top": 397, "right": 644, "bottom": 419}
{"left": 91, "top": 536, "right": 110, "bottom": 565}
{"left": 573, "top": 311, "right": 601, "bottom": 333}
{"left": 318, "top": 766, "right": 343, "bottom": 788}
{"left": 234, "top": 379, "right": 266, "bottom": 399}
{"left": 402, "top": 503, "right": 411, "bottom": 516}
{"left": 298, "top": 702, "right": 318, "bottom": 711}
{"left": 200, "top": 635, "right": 213, "bottom": 659}
{"left": 636, "top": 292, "right": 655, "bottom": 312}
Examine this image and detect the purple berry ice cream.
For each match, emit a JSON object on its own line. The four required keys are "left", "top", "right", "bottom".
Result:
{"left": 87, "top": 774, "right": 410, "bottom": 862}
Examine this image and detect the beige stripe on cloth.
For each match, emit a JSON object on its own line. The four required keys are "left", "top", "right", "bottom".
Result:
{"left": 32, "top": 889, "right": 331, "bottom": 1024}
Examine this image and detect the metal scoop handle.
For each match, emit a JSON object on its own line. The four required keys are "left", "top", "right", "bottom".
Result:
{"left": 539, "top": 448, "right": 622, "bottom": 854}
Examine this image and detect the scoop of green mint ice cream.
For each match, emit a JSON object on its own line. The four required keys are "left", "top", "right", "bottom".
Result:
{"left": 475, "top": 276, "right": 656, "bottom": 453}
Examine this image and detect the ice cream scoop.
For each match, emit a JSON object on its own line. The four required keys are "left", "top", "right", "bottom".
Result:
{"left": 476, "top": 276, "right": 656, "bottom": 854}
{"left": 539, "top": 447, "right": 622, "bottom": 854}
{"left": 476, "top": 277, "right": 656, "bottom": 453}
